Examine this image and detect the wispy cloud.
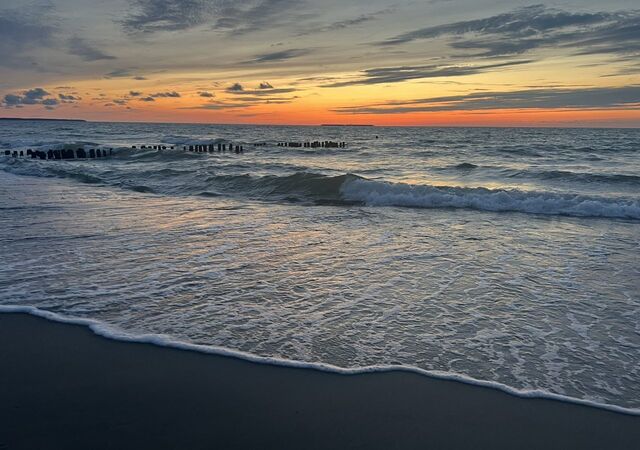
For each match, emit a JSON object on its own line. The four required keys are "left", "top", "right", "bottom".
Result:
{"left": 67, "top": 36, "right": 116, "bottom": 61}
{"left": 104, "top": 69, "right": 147, "bottom": 79}
{"left": 150, "top": 91, "right": 181, "bottom": 97}
{"left": 377, "top": 5, "right": 640, "bottom": 59}
{"left": 325, "top": 60, "right": 533, "bottom": 87}
{"left": 122, "top": 0, "right": 303, "bottom": 35}
{"left": 333, "top": 85, "right": 640, "bottom": 114}
{"left": 0, "top": 3, "right": 58, "bottom": 68}
{"left": 297, "top": 8, "right": 394, "bottom": 36}
{"left": 245, "top": 48, "right": 311, "bottom": 64}
{"left": 225, "top": 81, "right": 297, "bottom": 96}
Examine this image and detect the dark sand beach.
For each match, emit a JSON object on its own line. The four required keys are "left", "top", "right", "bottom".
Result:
{"left": 1, "top": 313, "right": 638, "bottom": 450}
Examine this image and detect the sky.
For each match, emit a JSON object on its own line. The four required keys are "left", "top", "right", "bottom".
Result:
{"left": 1, "top": 0, "right": 639, "bottom": 126}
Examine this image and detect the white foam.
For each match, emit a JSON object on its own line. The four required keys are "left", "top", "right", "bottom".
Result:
{"left": 341, "top": 178, "right": 640, "bottom": 219}
{"left": 2, "top": 305, "right": 638, "bottom": 416}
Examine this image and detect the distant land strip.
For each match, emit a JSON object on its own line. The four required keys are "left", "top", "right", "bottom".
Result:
{"left": 0, "top": 118, "right": 87, "bottom": 122}
{"left": 321, "top": 124, "right": 375, "bottom": 127}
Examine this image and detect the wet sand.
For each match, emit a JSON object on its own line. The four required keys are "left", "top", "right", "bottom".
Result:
{"left": 1, "top": 312, "right": 638, "bottom": 450}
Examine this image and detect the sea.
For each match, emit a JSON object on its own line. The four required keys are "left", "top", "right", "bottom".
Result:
{"left": 1, "top": 120, "right": 639, "bottom": 414}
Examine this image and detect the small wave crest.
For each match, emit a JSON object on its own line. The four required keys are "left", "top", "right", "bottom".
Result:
{"left": 454, "top": 162, "right": 478, "bottom": 170}
{"left": 506, "top": 169, "right": 640, "bottom": 185}
{"left": 206, "top": 172, "right": 359, "bottom": 203}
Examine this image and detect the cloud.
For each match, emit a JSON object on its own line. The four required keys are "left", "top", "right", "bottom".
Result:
{"left": 324, "top": 60, "right": 533, "bottom": 87}
{"left": 377, "top": 5, "right": 640, "bottom": 59}
{"left": 59, "top": 93, "right": 79, "bottom": 100}
{"left": 333, "top": 85, "right": 640, "bottom": 114}
{"left": 0, "top": 4, "right": 116, "bottom": 71}
{"left": 0, "top": 3, "right": 58, "bottom": 68}
{"left": 2, "top": 87, "right": 62, "bottom": 108}
{"left": 190, "top": 101, "right": 250, "bottom": 110}
{"left": 150, "top": 91, "right": 181, "bottom": 97}
{"left": 104, "top": 69, "right": 134, "bottom": 78}
{"left": 139, "top": 96, "right": 156, "bottom": 101}
{"left": 199, "top": 91, "right": 215, "bottom": 97}
{"left": 105, "top": 69, "right": 147, "bottom": 79}
{"left": 21, "top": 88, "right": 50, "bottom": 104}
{"left": 129, "top": 91, "right": 143, "bottom": 96}
{"left": 228, "top": 86, "right": 297, "bottom": 96}
{"left": 67, "top": 36, "right": 116, "bottom": 61}
{"left": 190, "top": 94, "right": 296, "bottom": 110}
{"left": 58, "top": 93, "right": 81, "bottom": 103}
{"left": 297, "top": 8, "right": 394, "bottom": 36}
{"left": 122, "top": 0, "right": 302, "bottom": 35}
{"left": 245, "top": 48, "right": 310, "bottom": 64}
{"left": 226, "top": 83, "right": 244, "bottom": 92}
{"left": 122, "top": 0, "right": 215, "bottom": 33}
{"left": 225, "top": 82, "right": 296, "bottom": 98}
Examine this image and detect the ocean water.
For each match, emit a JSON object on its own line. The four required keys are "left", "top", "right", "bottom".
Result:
{"left": 1, "top": 121, "right": 639, "bottom": 413}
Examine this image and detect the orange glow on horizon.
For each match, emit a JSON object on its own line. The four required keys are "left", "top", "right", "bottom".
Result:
{"left": 2, "top": 70, "right": 639, "bottom": 128}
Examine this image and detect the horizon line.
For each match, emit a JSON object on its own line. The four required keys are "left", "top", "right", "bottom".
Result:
{"left": 1, "top": 117, "right": 639, "bottom": 129}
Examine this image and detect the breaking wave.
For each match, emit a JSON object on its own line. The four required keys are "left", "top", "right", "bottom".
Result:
{"left": 340, "top": 178, "right": 640, "bottom": 219}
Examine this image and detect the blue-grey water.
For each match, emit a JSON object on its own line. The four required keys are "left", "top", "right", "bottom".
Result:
{"left": 1, "top": 121, "right": 639, "bottom": 411}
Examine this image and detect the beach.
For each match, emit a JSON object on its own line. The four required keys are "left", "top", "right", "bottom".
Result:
{"left": 1, "top": 312, "right": 639, "bottom": 450}
{"left": 3, "top": 0, "right": 640, "bottom": 446}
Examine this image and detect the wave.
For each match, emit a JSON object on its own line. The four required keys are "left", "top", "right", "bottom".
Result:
{"left": 2, "top": 305, "right": 638, "bottom": 416}
{"left": 341, "top": 178, "right": 640, "bottom": 220}
{"left": 453, "top": 162, "right": 478, "bottom": 170}
{"left": 201, "top": 172, "right": 355, "bottom": 203}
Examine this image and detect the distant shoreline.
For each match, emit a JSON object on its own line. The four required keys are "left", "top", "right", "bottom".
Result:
{"left": 0, "top": 118, "right": 637, "bottom": 129}
{"left": 0, "top": 118, "right": 87, "bottom": 122}
{"left": 321, "top": 124, "right": 375, "bottom": 127}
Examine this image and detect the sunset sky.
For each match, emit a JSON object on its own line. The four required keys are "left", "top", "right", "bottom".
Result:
{"left": 1, "top": 0, "right": 639, "bottom": 126}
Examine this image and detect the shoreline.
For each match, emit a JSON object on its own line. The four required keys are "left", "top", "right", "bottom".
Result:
{"left": 1, "top": 311, "right": 639, "bottom": 449}
{"left": 1, "top": 305, "right": 638, "bottom": 417}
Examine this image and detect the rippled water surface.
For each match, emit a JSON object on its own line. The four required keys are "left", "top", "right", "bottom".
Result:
{"left": 1, "top": 121, "right": 639, "bottom": 411}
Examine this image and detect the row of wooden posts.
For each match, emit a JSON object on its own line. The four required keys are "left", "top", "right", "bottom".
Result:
{"left": 131, "top": 144, "right": 244, "bottom": 153}
{"left": 277, "top": 141, "right": 347, "bottom": 148}
{"left": 3, "top": 140, "right": 351, "bottom": 160}
{"left": 4, "top": 148, "right": 113, "bottom": 159}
